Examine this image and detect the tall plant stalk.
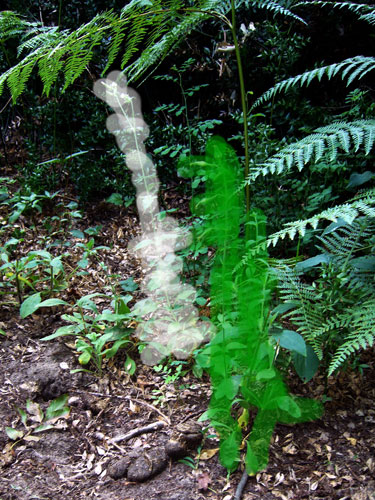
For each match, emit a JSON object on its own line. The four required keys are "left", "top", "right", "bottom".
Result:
{"left": 230, "top": 0, "right": 250, "bottom": 214}
{"left": 178, "top": 137, "right": 323, "bottom": 475}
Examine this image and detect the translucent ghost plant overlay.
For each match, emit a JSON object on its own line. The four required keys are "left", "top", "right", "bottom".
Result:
{"left": 93, "top": 71, "right": 213, "bottom": 365}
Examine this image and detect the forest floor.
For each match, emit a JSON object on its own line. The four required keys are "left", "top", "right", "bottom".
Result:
{"left": 1, "top": 175, "right": 375, "bottom": 500}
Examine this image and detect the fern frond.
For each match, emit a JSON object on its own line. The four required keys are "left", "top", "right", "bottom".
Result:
{"left": 250, "top": 0, "right": 307, "bottom": 25}
{"left": 359, "top": 12, "right": 375, "bottom": 25}
{"left": 294, "top": 1, "right": 375, "bottom": 27}
{"left": 124, "top": 0, "right": 226, "bottom": 84}
{"left": 272, "top": 264, "right": 325, "bottom": 358}
{"left": 37, "top": 45, "right": 66, "bottom": 96}
{"left": 266, "top": 193, "right": 375, "bottom": 247}
{"left": 62, "top": 24, "right": 105, "bottom": 91}
{"left": 246, "top": 120, "right": 375, "bottom": 182}
{"left": 17, "top": 26, "right": 63, "bottom": 56}
{"left": 0, "top": 0, "right": 241, "bottom": 100}
{"left": 316, "top": 217, "right": 375, "bottom": 293}
{"left": 273, "top": 217, "right": 375, "bottom": 368}
{"left": 328, "top": 300, "right": 375, "bottom": 375}
{"left": 0, "top": 11, "right": 34, "bottom": 42}
{"left": 252, "top": 56, "right": 375, "bottom": 110}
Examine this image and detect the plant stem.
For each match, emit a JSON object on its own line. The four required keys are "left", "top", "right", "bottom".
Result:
{"left": 230, "top": 0, "right": 249, "bottom": 214}
{"left": 15, "top": 271, "right": 22, "bottom": 305}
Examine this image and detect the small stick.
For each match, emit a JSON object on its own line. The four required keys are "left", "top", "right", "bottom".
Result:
{"left": 110, "top": 421, "right": 167, "bottom": 444}
{"left": 234, "top": 469, "right": 249, "bottom": 500}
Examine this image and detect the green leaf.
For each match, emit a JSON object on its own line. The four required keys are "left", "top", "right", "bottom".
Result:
{"left": 9, "top": 206, "right": 25, "bottom": 224}
{"left": 106, "top": 192, "right": 123, "bottom": 205}
{"left": 245, "top": 442, "right": 259, "bottom": 475}
{"left": 295, "top": 254, "right": 331, "bottom": 272}
{"left": 34, "top": 423, "right": 55, "bottom": 433}
{"left": 271, "top": 303, "right": 296, "bottom": 315}
{"left": 116, "top": 298, "right": 131, "bottom": 315}
{"left": 95, "top": 312, "right": 130, "bottom": 322}
{"left": 70, "top": 368, "right": 93, "bottom": 374}
{"left": 71, "top": 229, "right": 85, "bottom": 239}
{"left": 50, "top": 257, "right": 64, "bottom": 273}
{"left": 124, "top": 355, "right": 136, "bottom": 375}
{"left": 76, "top": 293, "right": 103, "bottom": 310}
{"left": 351, "top": 256, "right": 375, "bottom": 271}
{"left": 40, "top": 324, "right": 77, "bottom": 340}
{"left": 119, "top": 277, "right": 139, "bottom": 292}
{"left": 256, "top": 368, "right": 276, "bottom": 381}
{"left": 38, "top": 298, "right": 69, "bottom": 308}
{"left": 5, "top": 427, "right": 24, "bottom": 440}
{"left": 322, "top": 218, "right": 348, "bottom": 236}
{"left": 29, "top": 250, "right": 51, "bottom": 260}
{"left": 78, "top": 257, "right": 89, "bottom": 268}
{"left": 45, "top": 394, "right": 69, "bottom": 421}
{"left": 20, "top": 292, "right": 41, "bottom": 318}
{"left": 195, "top": 296, "right": 207, "bottom": 306}
{"left": 219, "top": 430, "right": 241, "bottom": 471}
{"left": 348, "top": 171, "right": 374, "bottom": 188}
{"left": 292, "top": 344, "right": 320, "bottom": 382}
{"left": 216, "top": 377, "right": 240, "bottom": 400}
{"left": 102, "top": 339, "right": 131, "bottom": 359}
{"left": 16, "top": 406, "right": 27, "bottom": 427}
{"left": 272, "top": 329, "right": 307, "bottom": 357}
{"left": 79, "top": 351, "right": 92, "bottom": 365}
{"left": 276, "top": 396, "right": 301, "bottom": 418}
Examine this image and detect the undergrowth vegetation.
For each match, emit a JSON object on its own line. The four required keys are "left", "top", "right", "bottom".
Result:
{"left": 1, "top": 0, "right": 375, "bottom": 482}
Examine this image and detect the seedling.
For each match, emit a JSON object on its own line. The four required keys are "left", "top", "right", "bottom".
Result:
{"left": 37, "top": 293, "right": 136, "bottom": 376}
{"left": 5, "top": 394, "right": 70, "bottom": 449}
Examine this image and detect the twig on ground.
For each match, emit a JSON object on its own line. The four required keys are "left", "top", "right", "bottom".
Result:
{"left": 179, "top": 409, "right": 205, "bottom": 424}
{"left": 109, "top": 421, "right": 167, "bottom": 444}
{"left": 234, "top": 468, "right": 249, "bottom": 500}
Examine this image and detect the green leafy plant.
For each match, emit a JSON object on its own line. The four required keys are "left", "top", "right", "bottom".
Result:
{"left": 71, "top": 228, "right": 110, "bottom": 270}
{"left": 273, "top": 216, "right": 375, "bottom": 377}
{"left": 5, "top": 394, "right": 70, "bottom": 448}
{"left": 1, "top": 247, "right": 68, "bottom": 305}
{"left": 41, "top": 200, "right": 83, "bottom": 248}
{"left": 0, "top": 177, "right": 17, "bottom": 203}
{"left": 178, "top": 439, "right": 205, "bottom": 470}
{"left": 35, "top": 293, "right": 135, "bottom": 376}
{"left": 153, "top": 359, "right": 189, "bottom": 386}
{"left": 1, "top": 188, "right": 59, "bottom": 225}
{"left": 178, "top": 136, "right": 322, "bottom": 474}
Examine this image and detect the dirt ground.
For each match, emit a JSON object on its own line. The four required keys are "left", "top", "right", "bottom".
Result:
{"left": 1, "top": 190, "right": 375, "bottom": 500}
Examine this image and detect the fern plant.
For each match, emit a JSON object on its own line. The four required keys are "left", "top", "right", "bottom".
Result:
{"left": 233, "top": 2, "right": 375, "bottom": 377}
{"left": 245, "top": 23, "right": 375, "bottom": 242}
{"left": 273, "top": 217, "right": 375, "bottom": 376}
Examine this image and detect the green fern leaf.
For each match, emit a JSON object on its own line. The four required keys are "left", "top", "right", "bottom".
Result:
{"left": 252, "top": 57, "right": 375, "bottom": 110}
{"left": 266, "top": 194, "right": 375, "bottom": 247}
{"left": 253, "top": 0, "right": 307, "bottom": 25}
{"left": 247, "top": 120, "right": 375, "bottom": 182}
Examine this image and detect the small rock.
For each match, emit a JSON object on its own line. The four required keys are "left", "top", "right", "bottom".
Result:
{"left": 166, "top": 420, "right": 203, "bottom": 455}
{"left": 127, "top": 447, "right": 168, "bottom": 482}
{"left": 176, "top": 421, "right": 203, "bottom": 447}
{"left": 165, "top": 438, "right": 186, "bottom": 459}
{"left": 107, "top": 457, "right": 131, "bottom": 480}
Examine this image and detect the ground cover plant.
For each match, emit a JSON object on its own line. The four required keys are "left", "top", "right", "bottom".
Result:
{"left": 1, "top": 1, "right": 375, "bottom": 499}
